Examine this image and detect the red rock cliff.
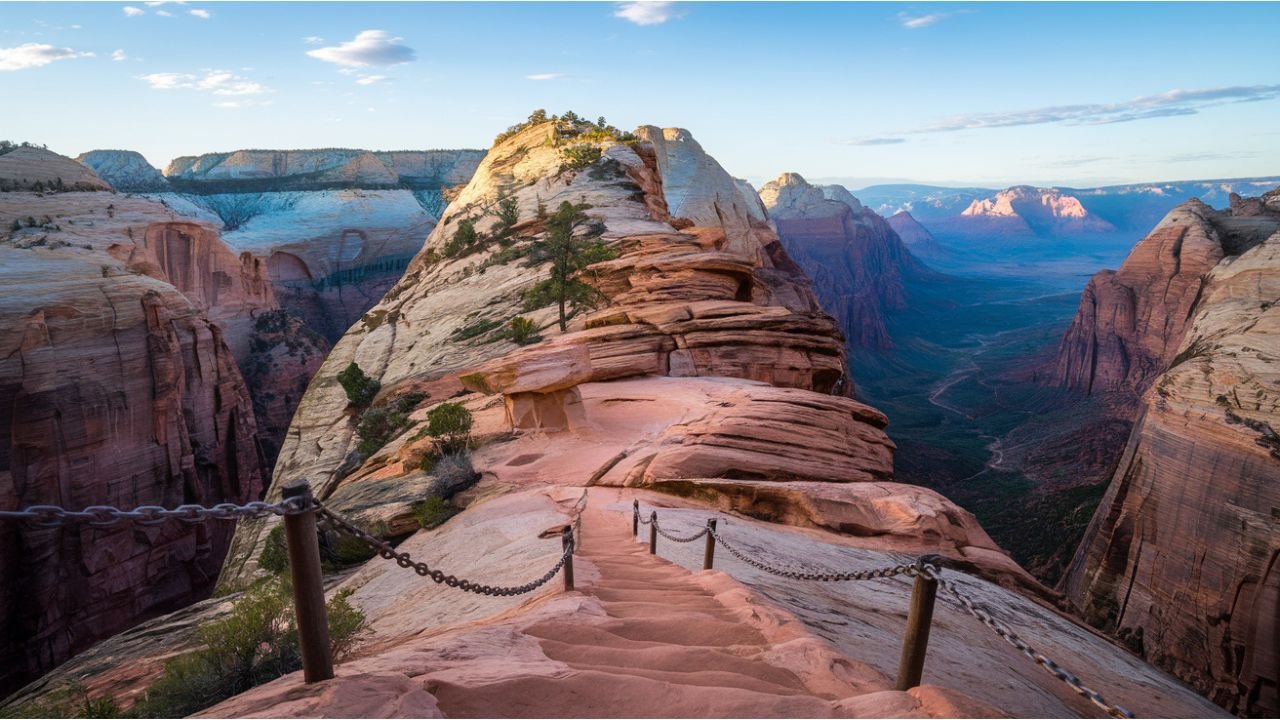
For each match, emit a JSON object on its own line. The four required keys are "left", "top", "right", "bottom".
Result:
{"left": 1063, "top": 189, "right": 1280, "bottom": 717}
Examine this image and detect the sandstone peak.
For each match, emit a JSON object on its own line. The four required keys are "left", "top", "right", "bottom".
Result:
{"left": 0, "top": 146, "right": 111, "bottom": 191}
{"left": 76, "top": 149, "right": 169, "bottom": 192}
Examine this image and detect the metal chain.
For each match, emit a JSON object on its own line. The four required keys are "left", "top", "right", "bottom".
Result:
{"left": 708, "top": 527, "right": 914, "bottom": 581}
{"left": 652, "top": 517, "right": 709, "bottom": 543}
{"left": 315, "top": 505, "right": 571, "bottom": 597}
{"left": 921, "top": 567, "right": 1134, "bottom": 719}
{"left": 0, "top": 497, "right": 314, "bottom": 527}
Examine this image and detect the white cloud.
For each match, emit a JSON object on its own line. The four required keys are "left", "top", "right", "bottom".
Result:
{"left": 189, "top": 8, "right": 210, "bottom": 19}
{"left": 122, "top": 6, "right": 144, "bottom": 16}
{"left": 898, "top": 10, "right": 972, "bottom": 29}
{"left": 355, "top": 74, "right": 387, "bottom": 85}
{"left": 845, "top": 84, "right": 1280, "bottom": 145}
{"left": 214, "top": 99, "right": 270, "bottom": 109}
{"left": 155, "top": 10, "right": 172, "bottom": 17}
{"left": 526, "top": 72, "right": 566, "bottom": 81}
{"left": 306, "top": 30, "right": 415, "bottom": 67}
{"left": 0, "top": 43, "right": 93, "bottom": 71}
{"left": 144, "top": 1, "right": 186, "bottom": 6}
{"left": 111, "top": 48, "right": 127, "bottom": 61}
{"left": 303, "top": 36, "right": 324, "bottom": 44}
{"left": 139, "top": 69, "right": 271, "bottom": 95}
{"left": 614, "top": 1, "right": 685, "bottom": 26}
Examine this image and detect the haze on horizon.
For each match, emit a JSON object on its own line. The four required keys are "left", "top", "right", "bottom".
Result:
{"left": 2, "top": 1, "right": 1277, "bottom": 189}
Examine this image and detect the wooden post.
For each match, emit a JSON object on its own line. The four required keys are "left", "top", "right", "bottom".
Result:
{"left": 281, "top": 482, "right": 333, "bottom": 684}
{"left": 703, "top": 519, "right": 717, "bottom": 569}
{"left": 648, "top": 511, "right": 657, "bottom": 554}
{"left": 895, "top": 571, "right": 939, "bottom": 690}
{"left": 562, "top": 526, "right": 575, "bottom": 591}
{"left": 632, "top": 499, "right": 639, "bottom": 536}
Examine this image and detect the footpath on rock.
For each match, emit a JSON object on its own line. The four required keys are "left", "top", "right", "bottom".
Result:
{"left": 198, "top": 487, "right": 1223, "bottom": 720}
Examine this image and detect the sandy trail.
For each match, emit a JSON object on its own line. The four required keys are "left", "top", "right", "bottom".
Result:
{"left": 429, "top": 489, "right": 856, "bottom": 718}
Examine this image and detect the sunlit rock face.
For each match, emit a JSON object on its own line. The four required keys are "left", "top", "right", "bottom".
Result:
{"left": 0, "top": 146, "right": 111, "bottom": 192}
{"left": 952, "top": 185, "right": 1116, "bottom": 237}
{"left": 1063, "top": 188, "right": 1280, "bottom": 717}
{"left": 76, "top": 150, "right": 169, "bottom": 192}
{"left": 0, "top": 187, "right": 267, "bottom": 694}
{"left": 219, "top": 119, "right": 992, "bottom": 594}
{"left": 759, "top": 173, "right": 928, "bottom": 350}
{"left": 154, "top": 148, "right": 485, "bottom": 342}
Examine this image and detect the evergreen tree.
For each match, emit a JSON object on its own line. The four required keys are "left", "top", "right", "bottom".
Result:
{"left": 524, "top": 202, "right": 615, "bottom": 331}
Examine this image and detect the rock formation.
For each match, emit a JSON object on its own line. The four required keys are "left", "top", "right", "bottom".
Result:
{"left": 886, "top": 210, "right": 949, "bottom": 262}
{"left": 152, "top": 148, "right": 485, "bottom": 341}
{"left": 0, "top": 146, "right": 111, "bottom": 192}
{"left": 76, "top": 150, "right": 170, "bottom": 192}
{"left": 952, "top": 185, "right": 1116, "bottom": 238}
{"left": 1063, "top": 188, "right": 1280, "bottom": 717}
{"left": 0, "top": 188, "right": 268, "bottom": 693}
{"left": 758, "top": 173, "right": 929, "bottom": 350}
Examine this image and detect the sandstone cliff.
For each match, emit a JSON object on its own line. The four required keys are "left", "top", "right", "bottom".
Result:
{"left": 887, "top": 210, "right": 949, "bottom": 262}
{"left": 0, "top": 191, "right": 267, "bottom": 693}
{"left": 76, "top": 150, "right": 170, "bottom": 192}
{"left": 1063, "top": 188, "right": 1280, "bottom": 717}
{"left": 219, "top": 119, "right": 1012, "bottom": 592}
{"left": 937, "top": 185, "right": 1116, "bottom": 239}
{"left": 165, "top": 148, "right": 484, "bottom": 190}
{"left": 0, "top": 147, "right": 111, "bottom": 192}
{"left": 759, "top": 173, "right": 929, "bottom": 350}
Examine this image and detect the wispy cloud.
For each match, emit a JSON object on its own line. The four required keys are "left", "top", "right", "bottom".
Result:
{"left": 306, "top": 30, "right": 415, "bottom": 67}
{"left": 355, "top": 74, "right": 387, "bottom": 85}
{"left": 302, "top": 36, "right": 324, "bottom": 45}
{"left": 189, "top": 8, "right": 210, "bottom": 19}
{"left": 898, "top": 11, "right": 969, "bottom": 29}
{"left": 155, "top": 10, "right": 172, "bottom": 17}
{"left": 214, "top": 99, "right": 270, "bottom": 109}
{"left": 111, "top": 48, "right": 127, "bottom": 61}
{"left": 139, "top": 70, "right": 270, "bottom": 95}
{"left": 0, "top": 43, "right": 93, "bottom": 71}
{"left": 122, "top": 6, "right": 144, "bottom": 16}
{"left": 526, "top": 72, "right": 565, "bottom": 81}
{"left": 614, "top": 1, "right": 685, "bottom": 26}
{"left": 845, "top": 137, "right": 906, "bottom": 146}
{"left": 846, "top": 84, "right": 1280, "bottom": 144}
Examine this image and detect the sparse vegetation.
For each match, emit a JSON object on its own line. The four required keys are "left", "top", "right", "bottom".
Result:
{"left": 425, "top": 402, "right": 473, "bottom": 454}
{"left": 125, "top": 577, "right": 365, "bottom": 718}
{"left": 523, "top": 201, "right": 616, "bottom": 331}
{"left": 444, "top": 218, "right": 482, "bottom": 258}
{"left": 449, "top": 318, "right": 502, "bottom": 342}
{"left": 354, "top": 392, "right": 427, "bottom": 456}
{"left": 413, "top": 495, "right": 458, "bottom": 529}
{"left": 337, "top": 362, "right": 380, "bottom": 408}
{"left": 560, "top": 144, "right": 602, "bottom": 171}
{"left": 508, "top": 316, "right": 541, "bottom": 345}
{"left": 493, "top": 110, "right": 636, "bottom": 147}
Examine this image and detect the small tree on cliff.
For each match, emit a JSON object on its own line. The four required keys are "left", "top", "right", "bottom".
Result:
{"left": 337, "top": 362, "right": 380, "bottom": 408}
{"left": 523, "top": 201, "right": 614, "bottom": 331}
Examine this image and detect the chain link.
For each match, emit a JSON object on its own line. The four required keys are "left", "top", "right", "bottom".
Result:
{"left": 0, "top": 498, "right": 314, "bottom": 527}
{"left": 708, "top": 526, "right": 915, "bottom": 581}
{"left": 651, "top": 516, "right": 709, "bottom": 543}
{"left": 920, "top": 566, "right": 1134, "bottom": 719}
{"left": 316, "top": 505, "right": 571, "bottom": 597}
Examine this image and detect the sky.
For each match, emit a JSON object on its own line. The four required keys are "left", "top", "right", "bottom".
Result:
{"left": 1, "top": 1, "right": 1278, "bottom": 188}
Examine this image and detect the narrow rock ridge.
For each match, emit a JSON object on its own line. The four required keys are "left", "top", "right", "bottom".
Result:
{"left": 758, "top": 172, "right": 930, "bottom": 350}
{"left": 220, "top": 119, "right": 1017, "bottom": 595}
{"left": 1062, "top": 187, "right": 1280, "bottom": 716}
{"left": 76, "top": 150, "right": 170, "bottom": 192}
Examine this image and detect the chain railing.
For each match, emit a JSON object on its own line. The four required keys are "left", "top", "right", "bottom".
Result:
{"left": 0, "top": 498, "right": 313, "bottom": 526}
{"left": 635, "top": 505, "right": 1135, "bottom": 720}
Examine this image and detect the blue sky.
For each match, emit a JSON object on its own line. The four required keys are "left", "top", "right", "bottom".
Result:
{"left": 2, "top": 1, "right": 1277, "bottom": 188}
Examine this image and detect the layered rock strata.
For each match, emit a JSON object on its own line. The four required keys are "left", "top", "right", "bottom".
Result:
{"left": 759, "top": 173, "right": 929, "bottom": 350}
{"left": 0, "top": 190, "right": 268, "bottom": 693}
{"left": 1063, "top": 189, "right": 1280, "bottom": 716}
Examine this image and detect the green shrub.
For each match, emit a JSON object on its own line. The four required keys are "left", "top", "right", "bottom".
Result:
{"left": 561, "top": 144, "right": 602, "bottom": 171}
{"left": 259, "top": 525, "right": 289, "bottom": 575}
{"left": 129, "top": 578, "right": 366, "bottom": 718}
{"left": 509, "top": 316, "right": 541, "bottom": 345}
{"left": 337, "top": 362, "right": 380, "bottom": 408}
{"left": 449, "top": 318, "right": 502, "bottom": 342}
{"left": 322, "top": 521, "right": 387, "bottom": 569}
{"left": 444, "top": 219, "right": 481, "bottom": 258}
{"left": 353, "top": 392, "right": 426, "bottom": 457}
{"left": 413, "top": 495, "right": 458, "bottom": 529}
{"left": 1, "top": 682, "right": 121, "bottom": 718}
{"left": 426, "top": 402, "right": 473, "bottom": 454}
{"left": 494, "top": 195, "right": 520, "bottom": 241}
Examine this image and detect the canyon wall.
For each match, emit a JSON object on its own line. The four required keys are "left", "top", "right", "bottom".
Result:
{"left": 219, "top": 118, "right": 1023, "bottom": 592}
{"left": 1063, "top": 189, "right": 1280, "bottom": 717}
{"left": 759, "top": 173, "right": 928, "bottom": 350}
{"left": 0, "top": 188, "right": 269, "bottom": 693}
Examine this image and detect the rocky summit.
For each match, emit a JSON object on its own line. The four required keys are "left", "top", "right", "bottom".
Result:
{"left": 1063, "top": 188, "right": 1280, "bottom": 717}
{"left": 759, "top": 172, "right": 930, "bottom": 350}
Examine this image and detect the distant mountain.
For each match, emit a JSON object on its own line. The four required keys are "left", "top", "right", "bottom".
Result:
{"left": 886, "top": 211, "right": 949, "bottom": 261}
{"left": 77, "top": 150, "right": 169, "bottom": 192}
{"left": 860, "top": 176, "right": 1280, "bottom": 237}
